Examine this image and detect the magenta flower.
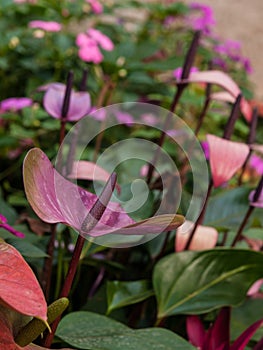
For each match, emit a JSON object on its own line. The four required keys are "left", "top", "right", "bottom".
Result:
{"left": 249, "top": 154, "right": 263, "bottom": 175}
{"left": 207, "top": 134, "right": 249, "bottom": 188}
{"left": 43, "top": 83, "right": 91, "bottom": 121}
{"left": 86, "top": 0, "right": 103, "bottom": 14}
{"left": 23, "top": 148, "right": 184, "bottom": 238}
{"left": 76, "top": 28, "right": 114, "bottom": 64}
{"left": 187, "top": 307, "right": 263, "bottom": 350}
{"left": 187, "top": 2, "right": 216, "bottom": 35}
{"left": 0, "top": 214, "right": 25, "bottom": 238}
{"left": 28, "top": 20, "right": 62, "bottom": 32}
{"left": 0, "top": 97, "right": 33, "bottom": 113}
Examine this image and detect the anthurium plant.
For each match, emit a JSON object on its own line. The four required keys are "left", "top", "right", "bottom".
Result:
{"left": 0, "top": 0, "right": 262, "bottom": 349}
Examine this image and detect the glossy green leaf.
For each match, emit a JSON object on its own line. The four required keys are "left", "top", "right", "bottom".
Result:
{"left": 204, "top": 188, "right": 250, "bottom": 230}
{"left": 106, "top": 280, "right": 154, "bottom": 314}
{"left": 56, "top": 311, "right": 195, "bottom": 350}
{"left": 153, "top": 249, "right": 263, "bottom": 318}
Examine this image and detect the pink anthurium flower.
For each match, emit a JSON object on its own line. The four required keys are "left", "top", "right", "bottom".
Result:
{"left": 187, "top": 307, "right": 263, "bottom": 350}
{"left": 28, "top": 20, "right": 62, "bottom": 32}
{"left": 0, "top": 214, "right": 25, "bottom": 238}
{"left": 175, "top": 220, "right": 218, "bottom": 252}
{"left": 68, "top": 160, "right": 121, "bottom": 193}
{"left": 0, "top": 97, "right": 33, "bottom": 113}
{"left": 207, "top": 134, "right": 250, "bottom": 188}
{"left": 181, "top": 70, "right": 252, "bottom": 121}
{"left": 23, "top": 148, "right": 184, "bottom": 237}
{"left": 43, "top": 83, "right": 91, "bottom": 121}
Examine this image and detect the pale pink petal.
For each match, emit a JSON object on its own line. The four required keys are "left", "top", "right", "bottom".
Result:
{"left": 175, "top": 220, "right": 218, "bottom": 252}
{"left": 211, "top": 91, "right": 236, "bottom": 104}
{"left": 43, "top": 84, "right": 91, "bottom": 121}
{"left": 247, "top": 279, "right": 263, "bottom": 296}
{"left": 251, "top": 144, "right": 263, "bottom": 155}
{"left": 207, "top": 134, "right": 249, "bottom": 188}
{"left": 68, "top": 160, "right": 121, "bottom": 193}
{"left": 23, "top": 148, "right": 184, "bottom": 237}
{"left": 28, "top": 20, "right": 61, "bottom": 32}
{"left": 183, "top": 70, "right": 252, "bottom": 121}
{"left": 87, "top": 28, "right": 114, "bottom": 51}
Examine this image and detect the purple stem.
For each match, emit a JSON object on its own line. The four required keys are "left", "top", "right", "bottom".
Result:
{"left": 184, "top": 180, "right": 213, "bottom": 250}
{"left": 238, "top": 107, "right": 258, "bottom": 185}
{"left": 222, "top": 94, "right": 242, "bottom": 140}
{"left": 231, "top": 175, "right": 263, "bottom": 247}
{"left": 42, "top": 173, "right": 117, "bottom": 347}
{"left": 146, "top": 31, "right": 201, "bottom": 185}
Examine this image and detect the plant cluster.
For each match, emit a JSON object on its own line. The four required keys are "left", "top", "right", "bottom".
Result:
{"left": 0, "top": 1, "right": 263, "bottom": 349}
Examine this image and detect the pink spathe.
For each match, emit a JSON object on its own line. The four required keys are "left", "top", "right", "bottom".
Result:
{"left": 207, "top": 134, "right": 249, "bottom": 188}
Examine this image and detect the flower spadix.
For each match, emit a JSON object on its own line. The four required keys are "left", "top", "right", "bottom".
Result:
{"left": 23, "top": 148, "right": 184, "bottom": 237}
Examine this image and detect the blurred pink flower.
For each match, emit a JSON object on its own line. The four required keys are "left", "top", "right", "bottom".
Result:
{"left": 0, "top": 214, "right": 24, "bottom": 238}
{"left": 207, "top": 134, "right": 249, "bottom": 188}
{"left": 86, "top": 0, "right": 103, "bottom": 14}
{"left": 249, "top": 154, "right": 263, "bottom": 175}
{"left": 187, "top": 2, "right": 216, "bottom": 35}
{"left": 0, "top": 97, "right": 33, "bottom": 113}
{"left": 43, "top": 83, "right": 91, "bottom": 121}
{"left": 214, "top": 40, "right": 253, "bottom": 74}
{"left": 28, "top": 20, "right": 61, "bottom": 32}
{"left": 76, "top": 28, "right": 114, "bottom": 64}
{"left": 87, "top": 28, "right": 114, "bottom": 51}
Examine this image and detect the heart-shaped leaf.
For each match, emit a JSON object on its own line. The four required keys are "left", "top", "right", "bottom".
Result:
{"left": 153, "top": 249, "right": 263, "bottom": 318}
{"left": 56, "top": 311, "right": 195, "bottom": 349}
{"left": 106, "top": 280, "right": 154, "bottom": 314}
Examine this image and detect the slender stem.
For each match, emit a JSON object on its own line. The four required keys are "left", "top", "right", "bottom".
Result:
{"left": 146, "top": 31, "right": 201, "bottom": 185}
{"left": 184, "top": 180, "right": 213, "bottom": 250}
{"left": 42, "top": 235, "right": 86, "bottom": 347}
{"left": 231, "top": 206, "right": 254, "bottom": 247}
{"left": 41, "top": 224, "right": 57, "bottom": 300}
{"left": 238, "top": 150, "right": 252, "bottom": 186}
{"left": 238, "top": 107, "right": 258, "bottom": 185}
{"left": 232, "top": 175, "right": 263, "bottom": 247}
{"left": 222, "top": 94, "right": 242, "bottom": 140}
{"left": 79, "top": 68, "right": 89, "bottom": 91}
{"left": 194, "top": 83, "right": 211, "bottom": 136}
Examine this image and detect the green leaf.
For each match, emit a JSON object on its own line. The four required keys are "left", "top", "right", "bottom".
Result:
{"left": 6, "top": 238, "right": 48, "bottom": 258}
{"left": 106, "top": 280, "right": 154, "bottom": 314}
{"left": 231, "top": 298, "right": 263, "bottom": 342}
{"left": 204, "top": 188, "right": 250, "bottom": 230}
{"left": 56, "top": 311, "right": 195, "bottom": 349}
{"left": 153, "top": 249, "right": 263, "bottom": 319}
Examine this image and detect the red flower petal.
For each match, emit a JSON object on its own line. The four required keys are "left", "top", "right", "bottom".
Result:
{"left": 0, "top": 240, "right": 47, "bottom": 320}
